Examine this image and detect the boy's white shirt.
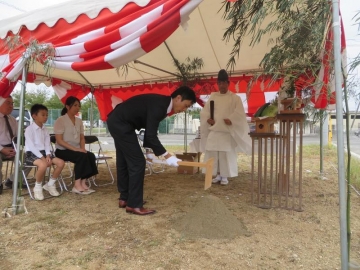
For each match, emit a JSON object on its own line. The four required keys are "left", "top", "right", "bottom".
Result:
{"left": 24, "top": 122, "right": 51, "bottom": 158}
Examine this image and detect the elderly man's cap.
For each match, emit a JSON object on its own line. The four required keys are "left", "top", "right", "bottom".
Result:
{"left": 217, "top": 69, "right": 229, "bottom": 82}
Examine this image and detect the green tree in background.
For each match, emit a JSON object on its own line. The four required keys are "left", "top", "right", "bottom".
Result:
{"left": 188, "top": 108, "right": 200, "bottom": 119}
{"left": 12, "top": 84, "right": 48, "bottom": 109}
{"left": 12, "top": 83, "right": 64, "bottom": 109}
{"left": 45, "top": 93, "right": 64, "bottom": 109}
{"left": 80, "top": 96, "right": 99, "bottom": 121}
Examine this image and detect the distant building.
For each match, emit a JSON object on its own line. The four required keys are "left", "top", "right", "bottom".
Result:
{"left": 172, "top": 112, "right": 197, "bottom": 134}
{"left": 330, "top": 111, "right": 360, "bottom": 132}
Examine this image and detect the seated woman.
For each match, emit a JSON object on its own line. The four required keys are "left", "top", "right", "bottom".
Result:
{"left": 53, "top": 96, "right": 98, "bottom": 195}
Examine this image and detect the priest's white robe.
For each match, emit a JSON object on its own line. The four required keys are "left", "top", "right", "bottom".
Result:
{"left": 200, "top": 91, "right": 251, "bottom": 177}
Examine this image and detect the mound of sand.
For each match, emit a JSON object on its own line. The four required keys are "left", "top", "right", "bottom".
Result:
{"left": 173, "top": 195, "right": 250, "bottom": 239}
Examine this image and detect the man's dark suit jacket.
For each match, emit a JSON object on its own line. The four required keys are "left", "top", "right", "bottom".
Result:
{"left": 107, "top": 94, "right": 171, "bottom": 156}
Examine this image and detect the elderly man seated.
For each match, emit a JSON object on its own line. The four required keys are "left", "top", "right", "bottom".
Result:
{"left": 0, "top": 96, "right": 29, "bottom": 194}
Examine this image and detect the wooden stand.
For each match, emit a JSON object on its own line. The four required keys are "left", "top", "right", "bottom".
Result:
{"left": 280, "top": 98, "right": 303, "bottom": 114}
{"left": 277, "top": 113, "right": 304, "bottom": 211}
{"left": 250, "top": 132, "right": 280, "bottom": 209}
{"left": 250, "top": 113, "right": 304, "bottom": 211}
{"left": 254, "top": 117, "right": 277, "bottom": 133}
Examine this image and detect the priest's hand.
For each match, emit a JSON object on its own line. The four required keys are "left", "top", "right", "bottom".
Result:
{"left": 224, "top": 119, "right": 232, "bottom": 125}
{"left": 207, "top": 119, "right": 215, "bottom": 125}
{"left": 166, "top": 155, "right": 182, "bottom": 167}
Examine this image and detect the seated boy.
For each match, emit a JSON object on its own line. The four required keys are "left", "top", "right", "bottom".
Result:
{"left": 24, "top": 104, "right": 65, "bottom": 200}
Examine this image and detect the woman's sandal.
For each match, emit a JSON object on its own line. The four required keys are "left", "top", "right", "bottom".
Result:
{"left": 71, "top": 187, "right": 90, "bottom": 195}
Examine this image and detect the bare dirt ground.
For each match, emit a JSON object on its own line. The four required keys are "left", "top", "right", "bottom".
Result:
{"left": 1, "top": 146, "right": 360, "bottom": 270}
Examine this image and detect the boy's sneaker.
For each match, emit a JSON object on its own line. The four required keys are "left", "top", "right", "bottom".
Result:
{"left": 212, "top": 175, "right": 222, "bottom": 184}
{"left": 33, "top": 186, "right": 44, "bottom": 201}
{"left": 43, "top": 183, "right": 60, "bottom": 197}
{"left": 220, "top": 178, "right": 229, "bottom": 186}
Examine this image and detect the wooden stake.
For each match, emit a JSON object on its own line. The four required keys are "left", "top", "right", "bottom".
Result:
{"left": 178, "top": 157, "right": 214, "bottom": 190}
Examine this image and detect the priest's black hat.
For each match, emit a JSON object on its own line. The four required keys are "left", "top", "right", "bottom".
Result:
{"left": 217, "top": 69, "right": 229, "bottom": 82}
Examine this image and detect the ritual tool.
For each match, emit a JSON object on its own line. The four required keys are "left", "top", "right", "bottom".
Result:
{"left": 151, "top": 158, "right": 214, "bottom": 190}
{"left": 210, "top": 100, "right": 214, "bottom": 124}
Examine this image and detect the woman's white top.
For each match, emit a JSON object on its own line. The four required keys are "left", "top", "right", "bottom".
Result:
{"left": 53, "top": 114, "right": 84, "bottom": 150}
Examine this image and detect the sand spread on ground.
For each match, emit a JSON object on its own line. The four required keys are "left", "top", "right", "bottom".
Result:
{"left": 173, "top": 194, "right": 250, "bottom": 239}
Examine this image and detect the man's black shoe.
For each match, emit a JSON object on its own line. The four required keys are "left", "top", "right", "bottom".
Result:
{"left": 4, "top": 179, "right": 27, "bottom": 189}
{"left": 5, "top": 178, "right": 12, "bottom": 189}
{"left": 0, "top": 183, "right": 3, "bottom": 194}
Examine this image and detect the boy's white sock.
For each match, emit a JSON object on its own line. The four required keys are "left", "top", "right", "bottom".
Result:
{"left": 48, "top": 177, "right": 57, "bottom": 186}
{"left": 35, "top": 182, "right": 42, "bottom": 187}
{"left": 214, "top": 174, "right": 221, "bottom": 180}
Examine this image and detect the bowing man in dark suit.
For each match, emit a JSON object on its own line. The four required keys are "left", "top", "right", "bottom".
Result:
{"left": 107, "top": 86, "right": 196, "bottom": 215}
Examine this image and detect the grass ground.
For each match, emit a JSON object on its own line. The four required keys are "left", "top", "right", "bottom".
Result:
{"left": 1, "top": 143, "right": 360, "bottom": 269}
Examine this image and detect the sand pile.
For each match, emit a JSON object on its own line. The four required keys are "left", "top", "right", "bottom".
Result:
{"left": 173, "top": 195, "right": 250, "bottom": 239}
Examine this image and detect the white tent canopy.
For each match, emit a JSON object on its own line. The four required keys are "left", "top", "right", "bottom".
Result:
{"left": 0, "top": 0, "right": 274, "bottom": 88}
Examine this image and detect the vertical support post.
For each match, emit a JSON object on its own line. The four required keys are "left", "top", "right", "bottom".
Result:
{"left": 331, "top": 0, "right": 348, "bottom": 267}
{"left": 251, "top": 137, "right": 255, "bottom": 204}
{"left": 12, "top": 65, "right": 28, "bottom": 215}
{"left": 257, "top": 137, "right": 262, "bottom": 205}
{"left": 89, "top": 86, "right": 94, "bottom": 136}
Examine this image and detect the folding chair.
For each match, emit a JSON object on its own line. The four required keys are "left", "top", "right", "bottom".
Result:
{"left": 50, "top": 135, "right": 74, "bottom": 191}
{"left": 137, "top": 135, "right": 153, "bottom": 176}
{"left": 137, "top": 134, "right": 165, "bottom": 175}
{"left": 84, "top": 135, "right": 115, "bottom": 186}
{"left": 12, "top": 136, "right": 64, "bottom": 200}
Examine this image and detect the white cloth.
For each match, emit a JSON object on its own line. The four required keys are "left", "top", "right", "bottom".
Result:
{"left": 53, "top": 114, "right": 84, "bottom": 149}
{"left": 200, "top": 91, "right": 251, "bottom": 177}
{"left": 205, "top": 150, "right": 239, "bottom": 177}
{"left": 166, "top": 156, "right": 181, "bottom": 167}
{"left": 189, "top": 138, "right": 201, "bottom": 153}
{"left": 0, "top": 112, "right": 17, "bottom": 151}
{"left": 166, "top": 99, "right": 173, "bottom": 115}
{"left": 24, "top": 122, "right": 52, "bottom": 158}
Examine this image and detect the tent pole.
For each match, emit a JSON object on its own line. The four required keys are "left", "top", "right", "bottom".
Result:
{"left": 133, "top": 60, "right": 181, "bottom": 77}
{"left": 331, "top": 0, "right": 348, "bottom": 268}
{"left": 77, "top": 71, "right": 94, "bottom": 87}
{"left": 12, "top": 64, "right": 28, "bottom": 215}
{"left": 164, "top": 41, "right": 186, "bottom": 79}
{"left": 76, "top": 72, "right": 94, "bottom": 135}
{"left": 163, "top": 41, "right": 191, "bottom": 151}
{"left": 90, "top": 86, "right": 94, "bottom": 135}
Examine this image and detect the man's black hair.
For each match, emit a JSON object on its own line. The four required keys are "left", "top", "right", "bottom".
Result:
{"left": 171, "top": 86, "right": 196, "bottom": 104}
